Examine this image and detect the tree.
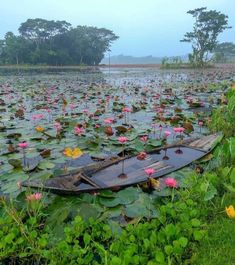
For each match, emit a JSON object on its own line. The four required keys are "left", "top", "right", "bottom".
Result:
{"left": 18, "top": 19, "right": 71, "bottom": 48}
{"left": 181, "top": 7, "right": 231, "bottom": 67}
{"left": 0, "top": 18, "right": 118, "bottom": 66}
{"left": 213, "top": 42, "right": 235, "bottom": 63}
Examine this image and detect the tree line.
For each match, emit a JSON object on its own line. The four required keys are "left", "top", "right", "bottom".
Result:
{"left": 0, "top": 19, "right": 119, "bottom": 66}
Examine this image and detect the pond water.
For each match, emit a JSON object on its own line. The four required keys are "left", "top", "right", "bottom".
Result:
{"left": 0, "top": 66, "right": 234, "bottom": 195}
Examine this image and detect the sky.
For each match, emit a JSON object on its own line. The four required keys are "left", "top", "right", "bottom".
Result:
{"left": 0, "top": 0, "right": 235, "bottom": 57}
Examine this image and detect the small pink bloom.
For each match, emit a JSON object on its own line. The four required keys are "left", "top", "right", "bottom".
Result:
{"left": 144, "top": 168, "right": 155, "bottom": 177}
{"left": 26, "top": 192, "right": 42, "bottom": 201}
{"left": 198, "top": 121, "right": 203, "bottom": 126}
{"left": 122, "top": 107, "right": 132, "bottom": 113}
{"left": 31, "top": 114, "right": 45, "bottom": 121}
{"left": 118, "top": 136, "right": 128, "bottom": 144}
{"left": 164, "top": 177, "right": 178, "bottom": 188}
{"left": 104, "top": 118, "right": 114, "bottom": 124}
{"left": 164, "top": 131, "right": 171, "bottom": 137}
{"left": 140, "top": 136, "right": 148, "bottom": 142}
{"left": 18, "top": 142, "right": 29, "bottom": 149}
{"left": 95, "top": 124, "right": 100, "bottom": 128}
{"left": 74, "top": 126, "right": 84, "bottom": 135}
{"left": 173, "top": 127, "right": 185, "bottom": 133}
{"left": 70, "top": 103, "right": 76, "bottom": 110}
{"left": 54, "top": 122, "right": 62, "bottom": 132}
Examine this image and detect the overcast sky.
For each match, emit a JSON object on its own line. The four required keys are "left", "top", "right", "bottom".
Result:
{"left": 0, "top": 0, "right": 234, "bottom": 57}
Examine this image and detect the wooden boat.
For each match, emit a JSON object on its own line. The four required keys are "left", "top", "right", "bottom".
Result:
{"left": 22, "top": 133, "right": 222, "bottom": 195}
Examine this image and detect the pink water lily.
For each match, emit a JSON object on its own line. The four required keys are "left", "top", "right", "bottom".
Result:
{"left": 31, "top": 114, "right": 44, "bottom": 121}
{"left": 144, "top": 168, "right": 155, "bottom": 177}
{"left": 18, "top": 142, "right": 29, "bottom": 149}
{"left": 74, "top": 126, "right": 84, "bottom": 135}
{"left": 54, "top": 122, "right": 62, "bottom": 132}
{"left": 118, "top": 136, "right": 128, "bottom": 144}
{"left": 104, "top": 118, "right": 114, "bottom": 124}
{"left": 140, "top": 136, "right": 148, "bottom": 142}
{"left": 164, "top": 130, "right": 171, "bottom": 137}
{"left": 198, "top": 121, "right": 203, "bottom": 126}
{"left": 164, "top": 177, "right": 178, "bottom": 188}
{"left": 26, "top": 192, "right": 42, "bottom": 201}
{"left": 122, "top": 107, "right": 132, "bottom": 113}
{"left": 173, "top": 127, "right": 185, "bottom": 133}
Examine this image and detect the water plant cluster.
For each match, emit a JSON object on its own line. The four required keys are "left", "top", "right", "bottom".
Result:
{"left": 0, "top": 68, "right": 235, "bottom": 264}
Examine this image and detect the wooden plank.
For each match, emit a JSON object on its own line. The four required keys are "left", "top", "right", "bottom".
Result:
{"left": 188, "top": 134, "right": 219, "bottom": 151}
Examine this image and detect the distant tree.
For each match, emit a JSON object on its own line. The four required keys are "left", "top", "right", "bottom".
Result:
{"left": 18, "top": 19, "right": 71, "bottom": 48}
{"left": 181, "top": 7, "right": 231, "bottom": 67}
{"left": 0, "top": 19, "right": 118, "bottom": 66}
{"left": 213, "top": 42, "right": 235, "bottom": 63}
{"left": 0, "top": 32, "right": 27, "bottom": 64}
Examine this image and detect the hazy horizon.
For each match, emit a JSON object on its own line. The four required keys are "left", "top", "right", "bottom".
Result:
{"left": 1, "top": 0, "right": 235, "bottom": 57}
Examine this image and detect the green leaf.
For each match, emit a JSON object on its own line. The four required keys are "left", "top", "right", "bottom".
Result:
{"left": 84, "top": 233, "right": 91, "bottom": 245}
{"left": 117, "top": 187, "right": 139, "bottom": 204}
{"left": 99, "top": 197, "right": 121, "bottom": 208}
{"left": 204, "top": 184, "right": 217, "bottom": 201}
{"left": 229, "top": 168, "right": 235, "bottom": 183}
{"left": 155, "top": 251, "right": 165, "bottom": 263}
{"left": 224, "top": 184, "right": 235, "bottom": 193}
{"left": 178, "top": 237, "right": 188, "bottom": 247}
{"left": 38, "top": 161, "right": 55, "bottom": 170}
{"left": 191, "top": 218, "right": 201, "bottom": 227}
{"left": 164, "top": 245, "right": 173, "bottom": 255}
{"left": 193, "top": 230, "right": 204, "bottom": 241}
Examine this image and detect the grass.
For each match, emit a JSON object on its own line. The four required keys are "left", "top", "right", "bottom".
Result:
{"left": 192, "top": 194, "right": 235, "bottom": 265}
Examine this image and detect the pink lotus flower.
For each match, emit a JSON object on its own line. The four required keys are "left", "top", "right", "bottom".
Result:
{"left": 26, "top": 192, "right": 42, "bottom": 201}
{"left": 144, "top": 168, "right": 155, "bottom": 177}
{"left": 31, "top": 114, "right": 45, "bottom": 121}
{"left": 140, "top": 136, "right": 148, "bottom": 142}
{"left": 164, "top": 177, "right": 178, "bottom": 188}
{"left": 54, "top": 122, "right": 62, "bottom": 132}
{"left": 18, "top": 142, "right": 29, "bottom": 149}
{"left": 74, "top": 126, "right": 84, "bottom": 135}
{"left": 122, "top": 107, "right": 132, "bottom": 113}
{"left": 70, "top": 103, "right": 76, "bottom": 110}
{"left": 173, "top": 127, "right": 185, "bottom": 133}
{"left": 198, "top": 121, "right": 203, "bottom": 126}
{"left": 118, "top": 136, "right": 128, "bottom": 144}
{"left": 104, "top": 118, "right": 114, "bottom": 124}
{"left": 164, "top": 131, "right": 171, "bottom": 137}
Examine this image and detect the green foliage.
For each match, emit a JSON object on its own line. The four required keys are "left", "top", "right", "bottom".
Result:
{"left": 208, "top": 89, "right": 235, "bottom": 137}
{"left": 213, "top": 42, "right": 235, "bottom": 63}
{"left": 0, "top": 19, "right": 118, "bottom": 66}
{"left": 181, "top": 7, "right": 231, "bottom": 67}
{"left": 0, "top": 191, "right": 205, "bottom": 265}
{"left": 160, "top": 56, "right": 184, "bottom": 69}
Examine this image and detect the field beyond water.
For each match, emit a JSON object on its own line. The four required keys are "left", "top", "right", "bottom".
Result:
{"left": 0, "top": 66, "right": 235, "bottom": 265}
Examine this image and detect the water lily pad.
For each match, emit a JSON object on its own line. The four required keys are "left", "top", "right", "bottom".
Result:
{"left": 38, "top": 161, "right": 55, "bottom": 170}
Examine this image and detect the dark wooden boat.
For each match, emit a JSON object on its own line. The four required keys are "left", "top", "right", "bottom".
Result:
{"left": 22, "top": 133, "right": 222, "bottom": 195}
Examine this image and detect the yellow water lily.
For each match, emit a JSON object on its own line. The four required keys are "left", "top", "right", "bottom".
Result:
{"left": 63, "top": 147, "right": 83, "bottom": 159}
{"left": 35, "top": 126, "right": 45, "bottom": 132}
{"left": 225, "top": 205, "right": 235, "bottom": 219}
